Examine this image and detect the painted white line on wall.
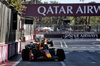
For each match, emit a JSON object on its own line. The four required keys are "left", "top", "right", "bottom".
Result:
{"left": 60, "top": 62, "right": 66, "bottom": 66}
{"left": 12, "top": 58, "right": 22, "bottom": 66}
{"left": 64, "top": 41, "right": 68, "bottom": 48}
{"left": 61, "top": 42, "right": 63, "bottom": 47}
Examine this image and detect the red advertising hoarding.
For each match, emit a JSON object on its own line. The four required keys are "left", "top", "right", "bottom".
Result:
{"left": 22, "top": 3, "right": 100, "bottom": 17}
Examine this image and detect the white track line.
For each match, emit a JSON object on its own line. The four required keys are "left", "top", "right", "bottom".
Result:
{"left": 64, "top": 41, "right": 68, "bottom": 48}
{"left": 96, "top": 39, "right": 100, "bottom": 41}
{"left": 89, "top": 50, "right": 95, "bottom": 52}
{"left": 72, "top": 47, "right": 77, "bottom": 48}
{"left": 90, "top": 47, "right": 95, "bottom": 48}
{"left": 81, "top": 47, "right": 86, "bottom": 48}
{"left": 78, "top": 51, "right": 84, "bottom": 52}
{"left": 12, "top": 58, "right": 22, "bottom": 66}
{"left": 96, "top": 45, "right": 100, "bottom": 46}
{"left": 60, "top": 62, "right": 66, "bottom": 66}
{"left": 49, "top": 47, "right": 59, "bottom": 48}
{"left": 61, "top": 42, "right": 63, "bottom": 47}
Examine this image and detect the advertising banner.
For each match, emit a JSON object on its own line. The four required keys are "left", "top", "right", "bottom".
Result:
{"left": 44, "top": 34, "right": 100, "bottom": 38}
{"left": 22, "top": 3, "right": 100, "bottom": 17}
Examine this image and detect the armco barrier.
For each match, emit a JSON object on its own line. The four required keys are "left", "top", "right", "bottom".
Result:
{"left": 0, "top": 44, "right": 8, "bottom": 64}
{"left": 8, "top": 41, "right": 21, "bottom": 59}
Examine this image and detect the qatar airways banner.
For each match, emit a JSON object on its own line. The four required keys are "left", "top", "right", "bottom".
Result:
{"left": 22, "top": 4, "right": 100, "bottom": 17}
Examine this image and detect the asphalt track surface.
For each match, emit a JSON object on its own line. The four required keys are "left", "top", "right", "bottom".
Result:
{"left": 1, "top": 38, "right": 100, "bottom": 66}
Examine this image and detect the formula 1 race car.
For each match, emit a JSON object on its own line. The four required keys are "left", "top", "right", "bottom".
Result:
{"left": 34, "top": 37, "right": 54, "bottom": 47}
{"left": 22, "top": 42, "right": 65, "bottom": 61}
{"left": 47, "top": 39, "right": 54, "bottom": 47}
{"left": 62, "top": 34, "right": 75, "bottom": 39}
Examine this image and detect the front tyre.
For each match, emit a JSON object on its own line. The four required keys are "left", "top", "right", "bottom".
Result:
{"left": 57, "top": 49, "right": 65, "bottom": 61}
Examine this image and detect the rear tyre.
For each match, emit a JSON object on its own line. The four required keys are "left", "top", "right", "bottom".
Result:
{"left": 57, "top": 49, "right": 65, "bottom": 61}
{"left": 22, "top": 49, "right": 29, "bottom": 61}
{"left": 25, "top": 45, "right": 30, "bottom": 50}
{"left": 22, "top": 49, "right": 26, "bottom": 61}
{"left": 73, "top": 36, "right": 75, "bottom": 39}
{"left": 50, "top": 41, "right": 54, "bottom": 47}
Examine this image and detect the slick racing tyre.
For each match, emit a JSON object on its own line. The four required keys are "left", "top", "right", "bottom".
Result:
{"left": 22, "top": 49, "right": 30, "bottom": 61}
{"left": 73, "top": 36, "right": 75, "bottom": 39}
{"left": 57, "top": 49, "right": 65, "bottom": 61}
{"left": 50, "top": 41, "right": 54, "bottom": 47}
{"left": 47, "top": 41, "right": 54, "bottom": 47}
{"left": 49, "top": 49, "right": 55, "bottom": 55}
{"left": 25, "top": 45, "right": 31, "bottom": 50}
{"left": 22, "top": 49, "right": 26, "bottom": 61}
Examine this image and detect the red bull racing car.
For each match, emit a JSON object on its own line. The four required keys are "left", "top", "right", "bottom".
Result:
{"left": 22, "top": 41, "right": 65, "bottom": 61}
{"left": 34, "top": 37, "right": 54, "bottom": 47}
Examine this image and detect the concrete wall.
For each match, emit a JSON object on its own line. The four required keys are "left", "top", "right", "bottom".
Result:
{"left": 16, "top": 14, "right": 21, "bottom": 41}
{"left": 0, "top": 2, "right": 12, "bottom": 43}
{"left": 0, "top": 1, "right": 21, "bottom": 44}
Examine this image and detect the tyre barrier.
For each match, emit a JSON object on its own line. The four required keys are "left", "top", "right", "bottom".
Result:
{"left": 0, "top": 44, "right": 8, "bottom": 64}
